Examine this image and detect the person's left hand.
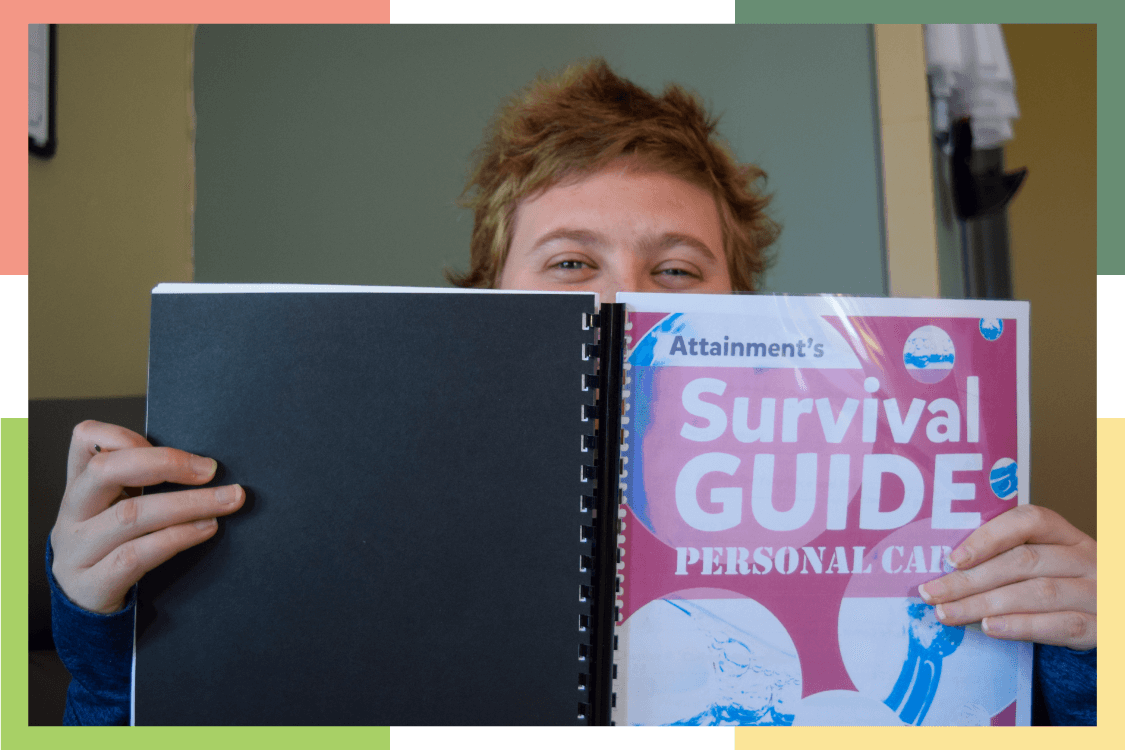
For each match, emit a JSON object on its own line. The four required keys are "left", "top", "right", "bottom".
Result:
{"left": 917, "top": 505, "right": 1096, "bottom": 651}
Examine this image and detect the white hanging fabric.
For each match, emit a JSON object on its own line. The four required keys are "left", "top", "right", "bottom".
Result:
{"left": 924, "top": 24, "right": 1020, "bottom": 150}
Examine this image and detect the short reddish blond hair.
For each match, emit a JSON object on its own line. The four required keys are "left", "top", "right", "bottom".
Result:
{"left": 447, "top": 59, "right": 780, "bottom": 292}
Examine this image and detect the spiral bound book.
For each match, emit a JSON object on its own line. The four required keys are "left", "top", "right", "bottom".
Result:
{"left": 135, "top": 286, "right": 1031, "bottom": 726}
{"left": 611, "top": 293, "right": 1032, "bottom": 726}
{"left": 134, "top": 284, "right": 621, "bottom": 725}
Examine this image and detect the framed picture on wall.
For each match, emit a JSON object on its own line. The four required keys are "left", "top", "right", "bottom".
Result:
{"left": 30, "top": 23, "right": 56, "bottom": 157}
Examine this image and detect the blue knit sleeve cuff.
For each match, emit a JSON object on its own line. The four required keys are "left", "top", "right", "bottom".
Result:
{"left": 1033, "top": 642, "right": 1096, "bottom": 726}
{"left": 47, "top": 535, "right": 135, "bottom": 726}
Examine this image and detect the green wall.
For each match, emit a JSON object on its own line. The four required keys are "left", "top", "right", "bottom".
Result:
{"left": 29, "top": 24, "right": 194, "bottom": 399}
{"left": 193, "top": 25, "right": 886, "bottom": 296}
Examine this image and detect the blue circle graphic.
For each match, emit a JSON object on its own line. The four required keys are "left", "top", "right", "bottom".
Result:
{"left": 979, "top": 318, "right": 1003, "bottom": 341}
{"left": 990, "top": 458, "right": 1018, "bottom": 500}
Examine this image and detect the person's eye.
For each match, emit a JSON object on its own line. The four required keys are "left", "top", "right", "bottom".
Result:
{"left": 553, "top": 259, "right": 591, "bottom": 270}
{"left": 653, "top": 264, "right": 703, "bottom": 288}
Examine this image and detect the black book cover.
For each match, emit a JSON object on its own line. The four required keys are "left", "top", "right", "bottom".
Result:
{"left": 134, "top": 286, "right": 620, "bottom": 725}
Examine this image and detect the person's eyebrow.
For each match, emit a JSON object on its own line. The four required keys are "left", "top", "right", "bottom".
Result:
{"left": 529, "top": 228, "right": 605, "bottom": 253}
{"left": 531, "top": 229, "right": 721, "bottom": 263}
{"left": 641, "top": 232, "right": 723, "bottom": 263}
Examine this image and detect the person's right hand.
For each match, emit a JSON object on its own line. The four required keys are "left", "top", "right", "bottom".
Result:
{"left": 50, "top": 420, "right": 245, "bottom": 614}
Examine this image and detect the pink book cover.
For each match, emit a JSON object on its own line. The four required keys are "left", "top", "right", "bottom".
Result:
{"left": 611, "top": 293, "right": 1032, "bottom": 726}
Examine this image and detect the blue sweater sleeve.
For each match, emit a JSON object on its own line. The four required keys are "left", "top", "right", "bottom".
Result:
{"left": 1032, "top": 643, "right": 1097, "bottom": 726}
{"left": 47, "top": 538, "right": 134, "bottom": 726}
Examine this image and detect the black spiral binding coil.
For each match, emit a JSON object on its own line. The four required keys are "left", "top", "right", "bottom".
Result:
{"left": 574, "top": 303, "right": 625, "bottom": 725}
{"left": 575, "top": 307, "right": 598, "bottom": 724}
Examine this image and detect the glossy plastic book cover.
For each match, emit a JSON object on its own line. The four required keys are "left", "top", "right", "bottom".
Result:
{"left": 612, "top": 293, "right": 1032, "bottom": 726}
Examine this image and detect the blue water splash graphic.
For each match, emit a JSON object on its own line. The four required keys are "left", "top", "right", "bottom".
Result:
{"left": 979, "top": 318, "right": 1003, "bottom": 341}
{"left": 990, "top": 461, "right": 1018, "bottom": 499}
{"left": 903, "top": 352, "right": 954, "bottom": 369}
{"left": 670, "top": 703, "right": 794, "bottom": 726}
{"left": 629, "top": 313, "right": 684, "bottom": 366}
{"left": 654, "top": 599, "right": 798, "bottom": 726}
{"left": 884, "top": 602, "right": 965, "bottom": 725}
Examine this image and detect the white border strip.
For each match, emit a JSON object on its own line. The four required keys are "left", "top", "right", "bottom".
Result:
{"left": 389, "top": 1, "right": 736, "bottom": 24}
{"left": 619, "top": 291, "right": 1028, "bottom": 320}
{"left": 1098, "top": 276, "right": 1124, "bottom": 418}
{"left": 1, "top": 275, "right": 28, "bottom": 418}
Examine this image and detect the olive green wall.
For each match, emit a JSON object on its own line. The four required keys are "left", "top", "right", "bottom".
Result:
{"left": 1003, "top": 24, "right": 1097, "bottom": 539}
{"left": 29, "top": 25, "right": 195, "bottom": 400}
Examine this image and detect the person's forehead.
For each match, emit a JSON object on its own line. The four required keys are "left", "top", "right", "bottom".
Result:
{"left": 543, "top": 158, "right": 710, "bottom": 196}
{"left": 516, "top": 165, "right": 722, "bottom": 230}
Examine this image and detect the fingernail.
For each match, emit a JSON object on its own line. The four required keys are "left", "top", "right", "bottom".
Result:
{"left": 918, "top": 581, "right": 943, "bottom": 602}
{"left": 982, "top": 617, "right": 1006, "bottom": 634}
{"left": 193, "top": 456, "right": 218, "bottom": 480}
{"left": 948, "top": 548, "right": 970, "bottom": 568}
{"left": 935, "top": 603, "right": 956, "bottom": 621}
{"left": 217, "top": 484, "right": 242, "bottom": 506}
{"left": 194, "top": 517, "right": 217, "bottom": 531}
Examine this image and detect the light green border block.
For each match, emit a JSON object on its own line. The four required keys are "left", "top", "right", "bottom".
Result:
{"left": 3, "top": 418, "right": 30, "bottom": 739}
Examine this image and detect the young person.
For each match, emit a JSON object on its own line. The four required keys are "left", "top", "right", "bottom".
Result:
{"left": 49, "top": 60, "right": 1095, "bottom": 725}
